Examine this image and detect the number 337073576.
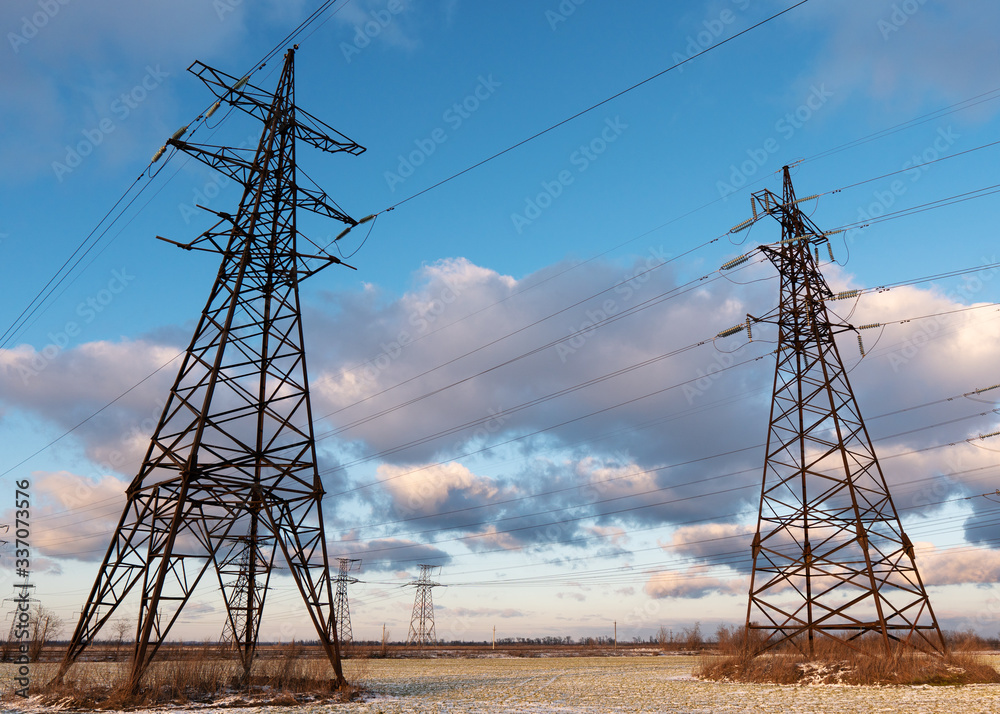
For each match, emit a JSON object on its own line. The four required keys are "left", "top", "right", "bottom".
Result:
{"left": 14, "top": 478, "right": 30, "bottom": 552}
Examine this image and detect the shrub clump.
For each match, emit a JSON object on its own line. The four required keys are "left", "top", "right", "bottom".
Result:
{"left": 26, "top": 644, "right": 363, "bottom": 710}
{"left": 697, "top": 626, "right": 1000, "bottom": 686}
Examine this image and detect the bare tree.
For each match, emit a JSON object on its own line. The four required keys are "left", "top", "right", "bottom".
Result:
{"left": 28, "top": 605, "right": 64, "bottom": 662}
{"left": 683, "top": 622, "right": 703, "bottom": 652}
{"left": 656, "top": 625, "right": 673, "bottom": 651}
{"left": 112, "top": 618, "right": 133, "bottom": 661}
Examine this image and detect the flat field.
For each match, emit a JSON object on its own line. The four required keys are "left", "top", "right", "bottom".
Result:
{"left": 6, "top": 655, "right": 1000, "bottom": 713}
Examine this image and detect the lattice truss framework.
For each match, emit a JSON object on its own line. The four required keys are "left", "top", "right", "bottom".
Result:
{"left": 334, "top": 558, "right": 360, "bottom": 645}
{"left": 407, "top": 564, "right": 441, "bottom": 646}
{"left": 745, "top": 167, "right": 944, "bottom": 656}
{"left": 55, "top": 47, "right": 365, "bottom": 692}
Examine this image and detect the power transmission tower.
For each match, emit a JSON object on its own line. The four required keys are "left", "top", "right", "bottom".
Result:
{"left": 333, "top": 558, "right": 360, "bottom": 645}
{"left": 218, "top": 535, "right": 272, "bottom": 676}
{"left": 406, "top": 564, "right": 441, "bottom": 646}
{"left": 735, "top": 166, "right": 944, "bottom": 656}
{"left": 2, "top": 576, "right": 37, "bottom": 660}
{"left": 54, "top": 46, "right": 366, "bottom": 693}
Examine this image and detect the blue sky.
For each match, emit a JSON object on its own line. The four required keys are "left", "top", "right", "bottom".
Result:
{"left": 3, "top": 0, "right": 1000, "bottom": 645}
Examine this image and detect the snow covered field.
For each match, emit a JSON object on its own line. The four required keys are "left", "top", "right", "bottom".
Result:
{"left": 7, "top": 655, "right": 1000, "bottom": 713}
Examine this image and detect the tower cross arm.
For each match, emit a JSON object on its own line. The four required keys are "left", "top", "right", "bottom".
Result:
{"left": 168, "top": 140, "right": 260, "bottom": 188}
{"left": 295, "top": 251, "right": 357, "bottom": 279}
{"left": 187, "top": 60, "right": 366, "bottom": 157}
{"left": 294, "top": 107, "right": 366, "bottom": 156}
{"left": 188, "top": 60, "right": 275, "bottom": 125}
{"left": 295, "top": 185, "right": 357, "bottom": 224}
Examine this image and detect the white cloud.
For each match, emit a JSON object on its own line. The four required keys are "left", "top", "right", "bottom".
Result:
{"left": 377, "top": 460, "right": 502, "bottom": 515}
{"left": 797, "top": 1, "right": 1000, "bottom": 115}
{"left": 6, "top": 253, "right": 1000, "bottom": 576}
{"left": 0, "top": 338, "right": 179, "bottom": 473}
{"left": 644, "top": 568, "right": 744, "bottom": 600}
{"left": 333, "top": 0, "right": 421, "bottom": 54}
{"left": 0, "top": 470, "right": 128, "bottom": 563}
{"left": 916, "top": 543, "right": 1000, "bottom": 586}
{"left": 0, "top": 0, "right": 267, "bottom": 180}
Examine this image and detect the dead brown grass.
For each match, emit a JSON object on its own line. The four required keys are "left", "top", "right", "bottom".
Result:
{"left": 698, "top": 626, "right": 1000, "bottom": 686}
{"left": 30, "top": 643, "right": 363, "bottom": 709}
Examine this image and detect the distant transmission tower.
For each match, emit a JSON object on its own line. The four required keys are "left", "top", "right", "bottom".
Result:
{"left": 2, "top": 575, "right": 37, "bottom": 657}
{"left": 406, "top": 564, "right": 441, "bottom": 645}
{"left": 728, "top": 166, "right": 943, "bottom": 656}
{"left": 219, "top": 535, "right": 272, "bottom": 675}
{"left": 333, "top": 558, "right": 361, "bottom": 645}
{"left": 54, "top": 47, "right": 367, "bottom": 693}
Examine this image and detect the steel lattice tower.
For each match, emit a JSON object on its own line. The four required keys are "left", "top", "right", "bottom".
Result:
{"left": 333, "top": 558, "right": 360, "bottom": 645}
{"left": 406, "top": 564, "right": 441, "bottom": 646}
{"left": 54, "top": 47, "right": 366, "bottom": 693}
{"left": 743, "top": 166, "right": 944, "bottom": 656}
{"left": 3, "top": 576, "right": 37, "bottom": 653}
{"left": 219, "top": 535, "right": 272, "bottom": 674}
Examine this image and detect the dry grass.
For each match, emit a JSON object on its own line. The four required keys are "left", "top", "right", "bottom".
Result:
{"left": 29, "top": 643, "right": 363, "bottom": 709}
{"left": 698, "top": 626, "right": 1000, "bottom": 686}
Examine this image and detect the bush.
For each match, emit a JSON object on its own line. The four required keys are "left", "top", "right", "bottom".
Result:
{"left": 697, "top": 627, "right": 1000, "bottom": 686}
{"left": 30, "top": 643, "right": 361, "bottom": 709}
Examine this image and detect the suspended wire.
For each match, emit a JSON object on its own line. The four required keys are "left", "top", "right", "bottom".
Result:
{"left": 827, "top": 138, "right": 1000, "bottom": 196}
{"left": 54, "top": 484, "right": 1000, "bottom": 590}
{"left": 49, "top": 378, "right": 975, "bottom": 559}
{"left": 0, "top": 351, "right": 183, "bottom": 481}
{"left": 336, "top": 213, "right": 377, "bottom": 260}
{"left": 51, "top": 502, "right": 1000, "bottom": 605}
{"left": 19, "top": 284, "right": 1000, "bottom": 535}
{"left": 314, "top": 300, "right": 1000, "bottom": 492}
{"left": 313, "top": 264, "right": 730, "bottom": 438}
{"left": 32, "top": 372, "right": 999, "bottom": 540}
{"left": 9, "top": 35, "right": 1000, "bottom": 495}
{"left": 835, "top": 181, "right": 1000, "bottom": 233}
{"left": 47, "top": 500, "right": 1000, "bottom": 592}
{"left": 0, "top": 0, "right": 351, "bottom": 353}
{"left": 313, "top": 236, "right": 722, "bottom": 423}
{"left": 317, "top": 252, "right": 1000, "bottom": 447}
{"left": 0, "top": 174, "right": 145, "bottom": 350}
{"left": 382, "top": 0, "right": 813, "bottom": 212}
{"left": 18, "top": 237, "right": 1000, "bottom": 546}
{"left": 320, "top": 408, "right": 1000, "bottom": 557}
{"left": 800, "top": 85, "right": 1000, "bottom": 166}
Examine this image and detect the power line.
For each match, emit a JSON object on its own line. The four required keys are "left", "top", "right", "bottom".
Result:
{"left": 382, "top": 0, "right": 814, "bottom": 212}
{"left": 0, "top": 0, "right": 352, "bottom": 352}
